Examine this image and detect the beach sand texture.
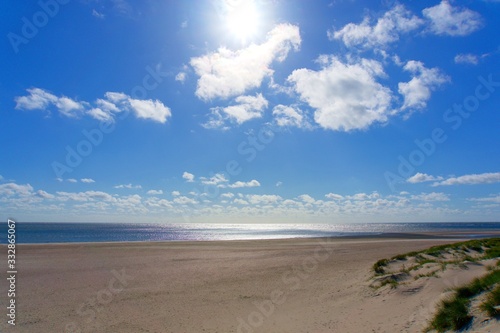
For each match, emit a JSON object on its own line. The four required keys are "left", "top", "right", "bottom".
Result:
{"left": 1, "top": 237, "right": 499, "bottom": 332}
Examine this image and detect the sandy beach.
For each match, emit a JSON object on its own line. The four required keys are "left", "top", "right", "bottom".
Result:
{"left": 2, "top": 235, "right": 499, "bottom": 333}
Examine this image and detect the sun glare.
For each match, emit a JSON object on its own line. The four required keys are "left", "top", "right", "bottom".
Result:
{"left": 225, "top": 1, "right": 260, "bottom": 43}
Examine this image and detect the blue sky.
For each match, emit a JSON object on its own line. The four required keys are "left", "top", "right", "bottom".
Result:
{"left": 1, "top": 0, "right": 499, "bottom": 223}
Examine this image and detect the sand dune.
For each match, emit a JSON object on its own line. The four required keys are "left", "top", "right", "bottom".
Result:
{"left": 1, "top": 236, "right": 499, "bottom": 332}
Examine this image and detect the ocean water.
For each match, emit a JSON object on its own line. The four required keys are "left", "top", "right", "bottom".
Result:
{"left": 1, "top": 222, "right": 500, "bottom": 244}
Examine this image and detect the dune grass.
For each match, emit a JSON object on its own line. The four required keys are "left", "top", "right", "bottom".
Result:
{"left": 372, "top": 238, "right": 500, "bottom": 277}
{"left": 371, "top": 238, "right": 500, "bottom": 332}
{"left": 428, "top": 268, "right": 500, "bottom": 332}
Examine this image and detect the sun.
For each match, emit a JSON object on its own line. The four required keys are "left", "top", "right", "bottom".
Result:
{"left": 225, "top": 1, "right": 260, "bottom": 43}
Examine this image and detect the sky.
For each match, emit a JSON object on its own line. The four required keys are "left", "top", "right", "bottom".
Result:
{"left": 1, "top": 0, "right": 499, "bottom": 224}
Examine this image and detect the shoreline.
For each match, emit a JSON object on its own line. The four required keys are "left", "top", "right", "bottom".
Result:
{"left": 5, "top": 230, "right": 500, "bottom": 246}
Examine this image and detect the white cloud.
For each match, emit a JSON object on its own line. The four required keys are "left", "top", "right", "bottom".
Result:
{"left": 147, "top": 190, "right": 163, "bottom": 195}
{"left": 247, "top": 194, "right": 282, "bottom": 205}
{"left": 87, "top": 108, "right": 113, "bottom": 122}
{"left": 92, "top": 9, "right": 105, "bottom": 19}
{"left": 433, "top": 172, "right": 500, "bottom": 186}
{"left": 114, "top": 184, "right": 142, "bottom": 189}
{"left": 272, "top": 105, "right": 310, "bottom": 128}
{"left": 398, "top": 60, "right": 449, "bottom": 110}
{"left": 87, "top": 97, "right": 122, "bottom": 122}
{"left": 407, "top": 173, "right": 443, "bottom": 183}
{"left": 298, "top": 194, "right": 316, "bottom": 204}
{"left": 175, "top": 72, "right": 187, "bottom": 83}
{"left": 331, "top": 4, "right": 423, "bottom": 49}
{"left": 422, "top": 1, "right": 483, "bottom": 36}
{"left": 325, "top": 193, "right": 343, "bottom": 200}
{"left": 411, "top": 192, "right": 450, "bottom": 202}
{"left": 347, "top": 192, "right": 380, "bottom": 201}
{"left": 233, "top": 198, "right": 249, "bottom": 205}
{"left": 15, "top": 88, "right": 84, "bottom": 117}
{"left": 56, "top": 190, "right": 116, "bottom": 202}
{"left": 0, "top": 183, "right": 34, "bottom": 196}
{"left": 128, "top": 98, "right": 171, "bottom": 123}
{"left": 182, "top": 172, "right": 195, "bottom": 182}
{"left": 36, "top": 190, "right": 55, "bottom": 199}
{"left": 454, "top": 54, "right": 479, "bottom": 65}
{"left": 288, "top": 56, "right": 393, "bottom": 131}
{"left": 200, "top": 173, "right": 228, "bottom": 186}
{"left": 206, "top": 94, "right": 268, "bottom": 127}
{"left": 221, "top": 193, "right": 235, "bottom": 198}
{"left": 81, "top": 178, "right": 95, "bottom": 183}
{"left": 226, "top": 180, "right": 260, "bottom": 188}
{"left": 15, "top": 89, "right": 172, "bottom": 124}
{"left": 469, "top": 195, "right": 500, "bottom": 204}
{"left": 67, "top": 178, "right": 78, "bottom": 183}
{"left": 190, "top": 23, "right": 301, "bottom": 100}
{"left": 174, "top": 196, "right": 198, "bottom": 205}
{"left": 171, "top": 191, "right": 181, "bottom": 196}
{"left": 105, "top": 92, "right": 128, "bottom": 103}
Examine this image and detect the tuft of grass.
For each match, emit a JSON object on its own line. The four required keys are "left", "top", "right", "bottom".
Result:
{"left": 481, "top": 284, "right": 500, "bottom": 317}
{"left": 428, "top": 269, "right": 500, "bottom": 332}
{"left": 455, "top": 270, "right": 500, "bottom": 299}
{"left": 391, "top": 253, "right": 407, "bottom": 261}
{"left": 380, "top": 278, "right": 399, "bottom": 289}
{"left": 373, "top": 259, "right": 389, "bottom": 275}
{"left": 430, "top": 296, "right": 471, "bottom": 332}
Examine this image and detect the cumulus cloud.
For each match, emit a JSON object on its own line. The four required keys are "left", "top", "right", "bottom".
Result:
{"left": 422, "top": 1, "right": 483, "bottom": 36}
{"left": 226, "top": 180, "right": 261, "bottom": 188}
{"left": 114, "top": 184, "right": 142, "bottom": 189}
{"left": 233, "top": 198, "right": 249, "bottom": 205}
{"left": 469, "top": 195, "right": 500, "bottom": 204}
{"left": 15, "top": 88, "right": 171, "bottom": 124}
{"left": 147, "top": 189, "right": 163, "bottom": 195}
{"left": 36, "top": 190, "right": 55, "bottom": 199}
{"left": 247, "top": 194, "right": 282, "bottom": 205}
{"left": 454, "top": 54, "right": 479, "bottom": 65}
{"left": 288, "top": 56, "right": 393, "bottom": 131}
{"left": 330, "top": 4, "right": 423, "bottom": 49}
{"left": 411, "top": 192, "right": 450, "bottom": 202}
{"left": 433, "top": 172, "right": 500, "bottom": 186}
{"left": 200, "top": 173, "right": 228, "bottom": 186}
{"left": 128, "top": 99, "right": 171, "bottom": 123}
{"left": 171, "top": 191, "right": 181, "bottom": 196}
{"left": 81, "top": 178, "right": 95, "bottom": 183}
{"left": 175, "top": 72, "right": 187, "bottom": 83}
{"left": 182, "top": 172, "right": 195, "bottom": 182}
{"left": 272, "top": 104, "right": 310, "bottom": 128}
{"left": 407, "top": 173, "right": 443, "bottom": 183}
{"left": 174, "top": 196, "right": 198, "bottom": 205}
{"left": 0, "top": 183, "right": 34, "bottom": 196}
{"left": 67, "top": 178, "right": 78, "bottom": 183}
{"left": 190, "top": 23, "right": 301, "bottom": 100}
{"left": 325, "top": 193, "right": 344, "bottom": 200}
{"left": 205, "top": 94, "right": 268, "bottom": 128}
{"left": 56, "top": 190, "right": 116, "bottom": 202}
{"left": 398, "top": 60, "right": 449, "bottom": 110}
{"left": 298, "top": 194, "right": 316, "bottom": 204}
{"left": 15, "top": 88, "right": 85, "bottom": 117}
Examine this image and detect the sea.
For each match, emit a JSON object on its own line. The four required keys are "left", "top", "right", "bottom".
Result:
{"left": 1, "top": 222, "right": 500, "bottom": 244}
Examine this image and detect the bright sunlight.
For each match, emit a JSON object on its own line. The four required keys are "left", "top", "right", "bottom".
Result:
{"left": 225, "top": 0, "right": 260, "bottom": 43}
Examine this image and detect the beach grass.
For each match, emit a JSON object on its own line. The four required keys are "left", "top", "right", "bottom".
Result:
{"left": 428, "top": 269, "right": 500, "bottom": 332}
{"left": 371, "top": 238, "right": 500, "bottom": 331}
